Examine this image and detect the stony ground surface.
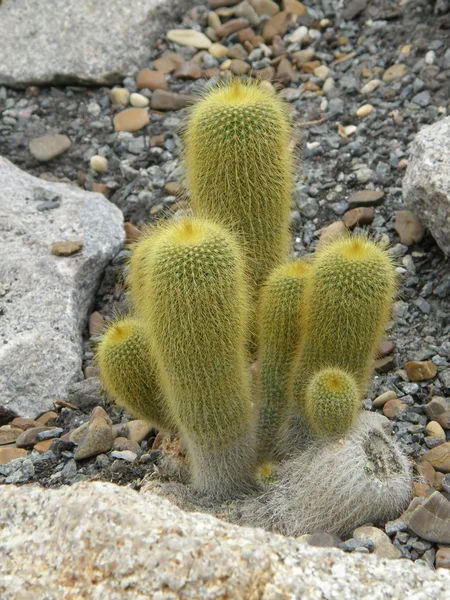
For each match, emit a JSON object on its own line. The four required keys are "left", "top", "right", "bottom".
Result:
{"left": 1, "top": 0, "right": 450, "bottom": 572}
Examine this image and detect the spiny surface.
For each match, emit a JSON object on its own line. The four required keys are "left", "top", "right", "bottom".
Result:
{"left": 183, "top": 79, "right": 294, "bottom": 289}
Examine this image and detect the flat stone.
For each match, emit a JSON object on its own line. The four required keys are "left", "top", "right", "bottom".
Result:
{"left": 112, "top": 438, "right": 141, "bottom": 454}
{"left": 292, "top": 49, "right": 315, "bottom": 65}
{"left": 0, "top": 157, "right": 124, "bottom": 419}
{"left": 151, "top": 90, "right": 192, "bottom": 111}
{"left": 51, "top": 241, "right": 83, "bottom": 256}
{"left": 374, "top": 356, "right": 395, "bottom": 373}
{"left": 0, "top": 0, "right": 192, "bottom": 87}
{"left": 164, "top": 182, "right": 180, "bottom": 196}
{"left": 417, "top": 461, "right": 436, "bottom": 487}
{"left": 113, "top": 108, "right": 149, "bottom": 133}
{"left": 438, "top": 412, "right": 450, "bottom": 430}
{"left": 372, "top": 390, "right": 397, "bottom": 408}
{"left": 167, "top": 29, "right": 212, "bottom": 49}
{"left": 1, "top": 482, "right": 450, "bottom": 598}
{"left": 173, "top": 62, "right": 202, "bottom": 80}
{"left": 10, "top": 418, "right": 39, "bottom": 431}
{"left": 250, "top": 0, "right": 279, "bottom": 16}
{"left": 348, "top": 190, "right": 384, "bottom": 207}
{"left": 282, "top": 0, "right": 306, "bottom": 15}
{"left": 110, "top": 450, "right": 138, "bottom": 462}
{"left": 377, "top": 340, "right": 395, "bottom": 358}
{"left": 126, "top": 420, "right": 154, "bottom": 443}
{"left": 29, "top": 134, "right": 71, "bottom": 163}
{"left": 15, "top": 427, "right": 55, "bottom": 449}
{"left": 89, "top": 311, "right": 106, "bottom": 337}
{"left": 383, "top": 63, "right": 408, "bottom": 83}
{"left": 136, "top": 69, "right": 167, "bottom": 91}
{"left": 425, "top": 397, "right": 450, "bottom": 420}
{"left": 402, "top": 491, "right": 450, "bottom": 544}
{"left": 317, "top": 221, "right": 347, "bottom": 249}
{"left": 227, "top": 44, "right": 248, "bottom": 60}
{"left": 0, "top": 447, "right": 27, "bottom": 465}
{"left": 405, "top": 360, "right": 438, "bottom": 381}
{"left": 343, "top": 206, "right": 375, "bottom": 228}
{"left": 403, "top": 116, "right": 450, "bottom": 256}
{"left": 422, "top": 443, "right": 450, "bottom": 473}
{"left": 263, "top": 11, "right": 290, "bottom": 41}
{"left": 33, "top": 439, "right": 54, "bottom": 454}
{"left": 0, "top": 427, "right": 22, "bottom": 446}
{"left": 216, "top": 18, "right": 249, "bottom": 38}
{"left": 209, "top": 0, "right": 241, "bottom": 8}
{"left": 229, "top": 59, "right": 250, "bottom": 75}
{"left": 394, "top": 210, "right": 426, "bottom": 246}
{"left": 383, "top": 399, "right": 407, "bottom": 419}
{"left": 152, "top": 53, "right": 184, "bottom": 73}
{"left": 353, "top": 526, "right": 401, "bottom": 559}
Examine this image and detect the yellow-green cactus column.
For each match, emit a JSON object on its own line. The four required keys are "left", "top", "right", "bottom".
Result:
{"left": 97, "top": 317, "right": 175, "bottom": 432}
{"left": 290, "top": 235, "right": 397, "bottom": 432}
{"left": 256, "top": 259, "right": 311, "bottom": 461}
{"left": 183, "top": 79, "right": 294, "bottom": 290}
{"left": 133, "top": 216, "right": 256, "bottom": 499}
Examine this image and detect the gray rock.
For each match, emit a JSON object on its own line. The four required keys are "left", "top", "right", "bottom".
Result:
{"left": 403, "top": 117, "right": 450, "bottom": 256}
{"left": 0, "top": 0, "right": 195, "bottom": 87}
{"left": 1, "top": 482, "right": 450, "bottom": 599}
{"left": 0, "top": 157, "right": 124, "bottom": 419}
{"left": 29, "top": 134, "right": 71, "bottom": 162}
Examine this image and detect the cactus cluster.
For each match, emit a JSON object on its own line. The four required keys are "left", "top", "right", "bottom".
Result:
{"left": 97, "top": 78, "right": 411, "bottom": 530}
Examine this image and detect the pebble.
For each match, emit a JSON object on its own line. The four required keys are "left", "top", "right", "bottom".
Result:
{"left": 15, "top": 426, "right": 55, "bottom": 448}
{"left": 136, "top": 69, "right": 167, "bottom": 91}
{"left": 383, "top": 64, "right": 408, "bottom": 83}
{"left": 109, "top": 87, "right": 130, "bottom": 106}
{"left": 152, "top": 54, "right": 183, "bottom": 73}
{"left": 437, "top": 412, "right": 450, "bottom": 430}
{"left": 51, "top": 241, "right": 83, "bottom": 257}
{"left": 151, "top": 90, "right": 192, "bottom": 111}
{"left": 292, "top": 49, "right": 315, "bottom": 65}
{"left": 29, "top": 134, "right": 71, "bottom": 162}
{"left": 10, "top": 418, "right": 40, "bottom": 430}
{"left": 35, "top": 428, "right": 63, "bottom": 442}
{"left": 353, "top": 526, "right": 402, "bottom": 559}
{"left": 173, "top": 62, "right": 202, "bottom": 79}
{"left": 356, "top": 104, "right": 374, "bottom": 118}
{"left": 372, "top": 390, "right": 397, "bottom": 409}
{"left": 405, "top": 361, "right": 438, "bottom": 382}
{"left": 317, "top": 221, "right": 347, "bottom": 249}
{"left": 209, "top": 42, "right": 228, "bottom": 57}
{"left": 360, "top": 79, "right": 381, "bottom": 94}
{"left": 343, "top": 206, "right": 374, "bottom": 228}
{"left": 282, "top": 0, "right": 306, "bottom": 15}
{"left": 436, "top": 548, "right": 450, "bottom": 569}
{"left": 314, "top": 65, "right": 329, "bottom": 80}
{"left": 0, "top": 447, "right": 27, "bottom": 464}
{"left": 216, "top": 18, "right": 249, "bottom": 38}
{"left": 36, "top": 411, "right": 58, "bottom": 426}
{"left": 338, "top": 124, "right": 357, "bottom": 137}
{"left": 377, "top": 340, "right": 395, "bottom": 357}
{"left": 403, "top": 492, "right": 450, "bottom": 544}
{"left": 112, "top": 437, "right": 141, "bottom": 454}
{"left": 383, "top": 399, "right": 407, "bottom": 418}
{"left": 348, "top": 190, "right": 384, "bottom": 207}
{"left": 74, "top": 407, "right": 114, "bottom": 461}
{"left": 110, "top": 450, "right": 138, "bottom": 462}
{"left": 306, "top": 531, "right": 341, "bottom": 548}
{"left": 113, "top": 108, "right": 149, "bottom": 133}
{"left": 227, "top": 44, "right": 248, "bottom": 60}
{"left": 0, "top": 427, "right": 22, "bottom": 445}
{"left": 90, "top": 155, "right": 108, "bottom": 173}
{"left": 263, "top": 11, "right": 289, "bottom": 41}
{"left": 250, "top": 0, "right": 279, "bottom": 17}
{"left": 425, "top": 421, "right": 446, "bottom": 439}
{"left": 129, "top": 93, "right": 150, "bottom": 108}
{"left": 421, "top": 443, "right": 450, "bottom": 473}
{"left": 167, "top": 29, "right": 212, "bottom": 49}
{"left": 394, "top": 211, "right": 426, "bottom": 246}
{"left": 34, "top": 439, "right": 54, "bottom": 453}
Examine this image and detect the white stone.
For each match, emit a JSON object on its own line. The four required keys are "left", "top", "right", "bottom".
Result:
{"left": 109, "top": 87, "right": 130, "bottom": 106}
{"left": 167, "top": 29, "right": 212, "bottom": 49}
{"left": 360, "top": 79, "right": 381, "bottom": 94}
{"left": 90, "top": 155, "right": 108, "bottom": 173}
{"left": 314, "top": 65, "right": 329, "bottom": 80}
{"left": 0, "top": 157, "right": 124, "bottom": 418}
{"left": 129, "top": 92, "right": 150, "bottom": 108}
{"left": 344, "top": 124, "right": 357, "bottom": 136}
{"left": 322, "top": 77, "right": 334, "bottom": 92}
{"left": 356, "top": 104, "right": 374, "bottom": 117}
{"left": 287, "top": 25, "right": 308, "bottom": 43}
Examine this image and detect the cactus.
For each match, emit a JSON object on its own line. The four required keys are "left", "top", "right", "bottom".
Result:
{"left": 183, "top": 78, "right": 294, "bottom": 289}
{"left": 241, "top": 411, "right": 412, "bottom": 537}
{"left": 96, "top": 317, "right": 174, "bottom": 432}
{"left": 132, "top": 216, "right": 256, "bottom": 498}
{"left": 256, "top": 259, "right": 311, "bottom": 461}
{"left": 304, "top": 367, "right": 360, "bottom": 437}
{"left": 290, "top": 235, "right": 396, "bottom": 422}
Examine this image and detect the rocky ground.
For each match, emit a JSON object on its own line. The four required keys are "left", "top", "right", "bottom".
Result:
{"left": 1, "top": 0, "right": 450, "bottom": 574}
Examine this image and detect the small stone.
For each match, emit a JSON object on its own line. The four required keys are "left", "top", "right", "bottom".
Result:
{"left": 112, "top": 437, "right": 141, "bottom": 453}
{"left": 151, "top": 90, "right": 192, "bottom": 111}
{"left": 51, "top": 241, "right": 83, "bottom": 256}
{"left": 208, "top": 11, "right": 222, "bottom": 29}
{"left": 91, "top": 183, "right": 111, "bottom": 198}
{"left": 110, "top": 450, "right": 137, "bottom": 462}
{"left": 307, "top": 531, "right": 341, "bottom": 548}
{"left": 89, "top": 311, "right": 106, "bottom": 337}
{"left": 220, "top": 59, "right": 232, "bottom": 71}
{"left": 0, "top": 447, "right": 27, "bottom": 465}
{"left": 90, "top": 155, "right": 108, "bottom": 173}
{"left": 353, "top": 526, "right": 401, "bottom": 559}
{"left": 422, "top": 443, "right": 450, "bottom": 473}
{"left": 113, "top": 108, "right": 149, "bottom": 133}
{"left": 383, "top": 399, "right": 406, "bottom": 419}
{"left": 436, "top": 548, "right": 450, "bottom": 569}
{"left": 124, "top": 222, "right": 142, "bottom": 245}
{"left": 10, "top": 418, "right": 40, "bottom": 431}
{"left": 276, "top": 58, "right": 297, "bottom": 84}
{"left": 33, "top": 439, "right": 55, "bottom": 453}
{"left": 413, "top": 482, "right": 430, "bottom": 498}
{"left": 282, "top": 0, "right": 306, "bottom": 15}
{"left": 292, "top": 49, "right": 315, "bottom": 66}
{"left": 435, "top": 471, "right": 444, "bottom": 490}
{"left": 417, "top": 462, "right": 436, "bottom": 487}
{"left": 343, "top": 207, "right": 374, "bottom": 229}
{"left": 216, "top": 18, "right": 249, "bottom": 38}
{"left": 402, "top": 491, "right": 450, "bottom": 543}
{"left": 314, "top": 65, "right": 329, "bottom": 80}
{"left": 301, "top": 60, "right": 321, "bottom": 74}
{"left": 317, "top": 221, "right": 347, "bottom": 249}
{"left": 167, "top": 29, "right": 212, "bottom": 49}
{"left": 322, "top": 78, "right": 334, "bottom": 93}
{"left": 405, "top": 360, "right": 438, "bottom": 382}
{"left": 150, "top": 134, "right": 165, "bottom": 147}
{"left": 437, "top": 412, "right": 450, "bottom": 430}
{"left": 425, "top": 421, "right": 446, "bottom": 439}
{"left": 36, "top": 428, "right": 63, "bottom": 442}
{"left": 16, "top": 427, "right": 55, "bottom": 448}
{"left": 338, "top": 124, "right": 356, "bottom": 138}
{"left": 109, "top": 88, "right": 130, "bottom": 106}
{"left": 233, "top": 1, "right": 259, "bottom": 25}
{"left": 342, "top": 0, "right": 367, "bottom": 20}
{"left": 303, "top": 81, "right": 320, "bottom": 92}
{"left": 394, "top": 210, "right": 426, "bottom": 245}
{"left": 173, "top": 62, "right": 202, "bottom": 79}
{"left": 209, "top": 43, "right": 228, "bottom": 58}
{"left": 29, "top": 134, "right": 71, "bottom": 162}
{"left": 372, "top": 390, "right": 397, "bottom": 409}
{"left": 36, "top": 411, "right": 58, "bottom": 426}
{"left": 356, "top": 104, "right": 374, "bottom": 118}
{"left": 227, "top": 44, "right": 248, "bottom": 60}
{"left": 152, "top": 54, "right": 184, "bottom": 73}
{"left": 348, "top": 190, "right": 384, "bottom": 207}
{"left": 374, "top": 356, "right": 394, "bottom": 373}
{"left": 130, "top": 93, "right": 150, "bottom": 108}
{"left": 383, "top": 64, "right": 408, "bottom": 83}
{"left": 228, "top": 59, "right": 250, "bottom": 75}
{"left": 425, "top": 397, "right": 450, "bottom": 420}
{"left": 0, "top": 427, "right": 22, "bottom": 445}
{"left": 412, "top": 91, "right": 431, "bottom": 108}
{"left": 164, "top": 182, "right": 180, "bottom": 195}
{"left": 250, "top": 0, "right": 279, "bottom": 17}
{"left": 377, "top": 340, "right": 395, "bottom": 358}
{"left": 126, "top": 420, "right": 154, "bottom": 444}
{"left": 360, "top": 79, "right": 381, "bottom": 94}
{"left": 74, "top": 412, "right": 114, "bottom": 461}
{"left": 238, "top": 27, "right": 255, "bottom": 43}
{"left": 263, "top": 11, "right": 289, "bottom": 41}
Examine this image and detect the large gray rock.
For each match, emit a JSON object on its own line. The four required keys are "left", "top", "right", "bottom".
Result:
{"left": 0, "top": 0, "right": 193, "bottom": 87}
{"left": 403, "top": 117, "right": 450, "bottom": 256}
{"left": 0, "top": 157, "right": 124, "bottom": 419}
{"left": 0, "top": 482, "right": 449, "bottom": 599}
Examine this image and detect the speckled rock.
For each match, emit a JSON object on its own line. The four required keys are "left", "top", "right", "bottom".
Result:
{"left": 0, "top": 157, "right": 124, "bottom": 419}
{"left": 1, "top": 482, "right": 450, "bottom": 598}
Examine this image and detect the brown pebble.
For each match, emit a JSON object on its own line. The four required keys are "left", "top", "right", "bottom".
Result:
{"left": 227, "top": 44, "right": 248, "bottom": 60}
{"left": 173, "top": 62, "right": 202, "bottom": 80}
{"left": 16, "top": 427, "right": 54, "bottom": 449}
{"left": 89, "top": 311, "right": 106, "bottom": 337}
{"left": 51, "top": 241, "right": 83, "bottom": 256}
{"left": 405, "top": 360, "right": 437, "bottom": 382}
{"left": 36, "top": 411, "right": 58, "bottom": 426}
{"left": 150, "top": 134, "right": 165, "bottom": 147}
{"left": 124, "top": 222, "right": 142, "bottom": 244}
{"left": 10, "top": 417, "right": 40, "bottom": 431}
{"left": 164, "top": 182, "right": 180, "bottom": 196}
{"left": 113, "top": 108, "right": 149, "bottom": 133}
{"left": 151, "top": 90, "right": 192, "bottom": 111}
{"left": 112, "top": 437, "right": 140, "bottom": 453}
{"left": 301, "top": 60, "right": 321, "bottom": 74}
{"left": 377, "top": 340, "right": 395, "bottom": 358}
{"left": 282, "top": 0, "right": 306, "bottom": 14}
{"left": 136, "top": 69, "right": 167, "bottom": 91}
{"left": 257, "top": 66, "right": 275, "bottom": 81}
{"left": 92, "top": 183, "right": 112, "bottom": 198}
{"left": 436, "top": 547, "right": 450, "bottom": 569}
{"left": 216, "top": 18, "right": 249, "bottom": 38}
{"left": 292, "top": 49, "right": 315, "bottom": 66}
{"left": 437, "top": 412, "right": 450, "bottom": 430}
{"left": 276, "top": 57, "right": 297, "bottom": 84}
{"left": 0, "top": 427, "right": 22, "bottom": 445}
{"left": 0, "top": 447, "right": 28, "bottom": 464}
{"left": 208, "top": 0, "right": 240, "bottom": 8}
{"left": 204, "top": 67, "right": 222, "bottom": 78}
{"left": 413, "top": 482, "right": 430, "bottom": 498}
{"left": 34, "top": 439, "right": 55, "bottom": 453}
{"left": 394, "top": 210, "right": 426, "bottom": 246}
{"left": 348, "top": 190, "right": 384, "bottom": 207}
{"left": 434, "top": 471, "right": 444, "bottom": 491}
{"left": 238, "top": 27, "right": 256, "bottom": 43}
{"left": 263, "top": 11, "right": 290, "bottom": 41}
{"left": 229, "top": 59, "right": 250, "bottom": 75}
{"left": 303, "top": 81, "right": 320, "bottom": 92}
{"left": 343, "top": 206, "right": 374, "bottom": 229}
{"left": 416, "top": 461, "right": 436, "bottom": 487}
{"left": 375, "top": 355, "right": 395, "bottom": 374}
{"left": 372, "top": 390, "right": 397, "bottom": 409}
{"left": 382, "top": 399, "right": 406, "bottom": 419}
{"left": 317, "top": 221, "right": 347, "bottom": 249}
{"left": 250, "top": 0, "right": 279, "bottom": 17}
{"left": 421, "top": 442, "right": 450, "bottom": 473}
{"left": 152, "top": 53, "right": 184, "bottom": 74}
